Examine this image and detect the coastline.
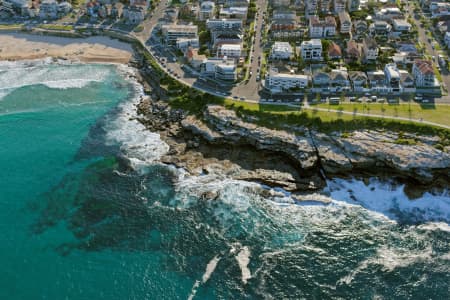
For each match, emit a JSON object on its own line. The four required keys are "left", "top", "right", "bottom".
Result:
{"left": 0, "top": 32, "right": 133, "bottom": 64}
{"left": 1, "top": 34, "right": 449, "bottom": 199}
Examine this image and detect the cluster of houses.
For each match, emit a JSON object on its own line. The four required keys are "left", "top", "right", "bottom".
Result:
{"left": 267, "top": 59, "right": 437, "bottom": 94}
{"left": 159, "top": 0, "right": 252, "bottom": 81}
{"left": 0, "top": 0, "right": 71, "bottom": 19}
{"left": 85, "top": 0, "right": 149, "bottom": 24}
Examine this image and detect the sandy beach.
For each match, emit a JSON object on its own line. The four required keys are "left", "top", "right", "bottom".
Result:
{"left": 0, "top": 33, "right": 133, "bottom": 63}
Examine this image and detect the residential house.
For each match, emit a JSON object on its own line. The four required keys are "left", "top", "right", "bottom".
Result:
{"left": 375, "top": 7, "right": 403, "bottom": 20}
{"left": 367, "top": 70, "right": 387, "bottom": 91}
{"left": 218, "top": 44, "right": 242, "bottom": 58}
{"left": 162, "top": 25, "right": 198, "bottom": 44}
{"left": 271, "top": 0, "right": 291, "bottom": 7}
{"left": 301, "top": 39, "right": 323, "bottom": 60}
{"left": 185, "top": 46, "right": 206, "bottom": 70}
{"left": 271, "top": 10, "right": 302, "bottom": 38}
{"left": 362, "top": 37, "right": 378, "bottom": 61}
{"left": 349, "top": 71, "right": 368, "bottom": 91}
{"left": 412, "top": 59, "right": 438, "bottom": 87}
{"left": 312, "top": 71, "right": 331, "bottom": 87}
{"left": 328, "top": 42, "right": 342, "bottom": 59}
{"left": 305, "top": 0, "right": 318, "bottom": 16}
{"left": 39, "top": 0, "right": 58, "bottom": 19}
{"left": 330, "top": 68, "right": 350, "bottom": 91}
{"left": 347, "top": 0, "right": 360, "bottom": 12}
{"left": 353, "top": 20, "right": 368, "bottom": 34}
{"left": 219, "top": 6, "right": 248, "bottom": 20}
{"left": 369, "top": 20, "right": 392, "bottom": 35}
{"left": 392, "top": 19, "right": 412, "bottom": 33}
{"left": 346, "top": 40, "right": 362, "bottom": 61}
{"left": 266, "top": 68, "right": 309, "bottom": 93}
{"left": 198, "top": 1, "right": 215, "bottom": 21}
{"left": 384, "top": 63, "right": 401, "bottom": 92}
{"left": 334, "top": 0, "right": 346, "bottom": 13}
{"left": 309, "top": 15, "right": 336, "bottom": 38}
{"left": 445, "top": 32, "right": 450, "bottom": 48}
{"left": 223, "top": 0, "right": 249, "bottom": 7}
{"left": 122, "top": 5, "right": 145, "bottom": 24}
{"left": 270, "top": 42, "right": 293, "bottom": 60}
{"left": 338, "top": 11, "right": 352, "bottom": 34}
{"left": 320, "top": 0, "right": 332, "bottom": 13}
{"left": 399, "top": 70, "right": 415, "bottom": 91}
{"left": 431, "top": 2, "right": 450, "bottom": 18}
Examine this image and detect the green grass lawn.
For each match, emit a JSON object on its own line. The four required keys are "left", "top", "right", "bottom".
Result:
{"left": 311, "top": 102, "right": 450, "bottom": 126}
{"left": 0, "top": 24, "right": 23, "bottom": 30}
{"left": 39, "top": 24, "right": 74, "bottom": 31}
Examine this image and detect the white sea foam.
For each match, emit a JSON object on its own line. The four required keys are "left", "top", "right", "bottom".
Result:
{"left": 236, "top": 246, "right": 251, "bottom": 284}
{"left": 103, "top": 67, "right": 169, "bottom": 171}
{"left": 188, "top": 255, "right": 221, "bottom": 300}
{"left": 0, "top": 59, "right": 110, "bottom": 100}
{"left": 327, "top": 178, "right": 450, "bottom": 224}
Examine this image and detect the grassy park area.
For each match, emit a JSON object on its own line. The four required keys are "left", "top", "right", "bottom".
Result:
{"left": 311, "top": 102, "right": 450, "bottom": 127}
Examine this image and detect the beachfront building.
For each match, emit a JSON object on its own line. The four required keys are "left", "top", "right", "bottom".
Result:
{"left": 301, "top": 39, "right": 323, "bottom": 61}
{"left": 162, "top": 24, "right": 198, "bottom": 44}
{"left": 384, "top": 63, "right": 401, "bottom": 92}
{"left": 201, "top": 57, "right": 237, "bottom": 81}
{"left": 412, "top": 59, "right": 438, "bottom": 87}
{"left": 270, "top": 42, "right": 293, "bottom": 60}
{"left": 265, "top": 68, "right": 309, "bottom": 93}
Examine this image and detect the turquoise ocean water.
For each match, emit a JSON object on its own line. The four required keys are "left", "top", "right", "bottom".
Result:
{"left": 0, "top": 61, "right": 449, "bottom": 299}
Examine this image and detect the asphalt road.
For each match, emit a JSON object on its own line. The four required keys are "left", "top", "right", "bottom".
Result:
{"left": 406, "top": 3, "right": 450, "bottom": 103}
{"left": 232, "top": 1, "right": 268, "bottom": 100}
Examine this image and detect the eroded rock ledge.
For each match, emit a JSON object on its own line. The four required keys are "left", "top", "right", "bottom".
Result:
{"left": 136, "top": 99, "right": 450, "bottom": 195}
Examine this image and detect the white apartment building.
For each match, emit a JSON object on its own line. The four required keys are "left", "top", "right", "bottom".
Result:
{"left": 162, "top": 25, "right": 198, "bottom": 44}
{"left": 202, "top": 57, "right": 237, "bottom": 81}
{"left": 270, "top": 42, "right": 293, "bottom": 60}
{"left": 412, "top": 59, "right": 437, "bottom": 87}
{"left": 219, "top": 6, "right": 248, "bottom": 20}
{"left": 384, "top": 63, "right": 401, "bottom": 91}
{"left": 218, "top": 44, "right": 242, "bottom": 58}
{"left": 309, "top": 15, "right": 336, "bottom": 38}
{"left": 206, "top": 18, "right": 243, "bottom": 31}
{"left": 176, "top": 38, "right": 200, "bottom": 52}
{"left": 301, "top": 39, "right": 323, "bottom": 60}
{"left": 266, "top": 68, "right": 309, "bottom": 92}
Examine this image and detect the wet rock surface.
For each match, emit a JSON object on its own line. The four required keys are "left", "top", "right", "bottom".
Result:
{"left": 136, "top": 99, "right": 450, "bottom": 194}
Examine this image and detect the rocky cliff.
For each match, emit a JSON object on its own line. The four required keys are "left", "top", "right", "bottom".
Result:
{"left": 136, "top": 100, "right": 450, "bottom": 196}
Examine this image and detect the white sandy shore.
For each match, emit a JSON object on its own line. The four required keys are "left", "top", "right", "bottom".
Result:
{"left": 0, "top": 32, "right": 133, "bottom": 63}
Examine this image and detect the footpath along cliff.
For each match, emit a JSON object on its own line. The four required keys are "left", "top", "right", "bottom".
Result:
{"left": 135, "top": 98, "right": 450, "bottom": 198}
